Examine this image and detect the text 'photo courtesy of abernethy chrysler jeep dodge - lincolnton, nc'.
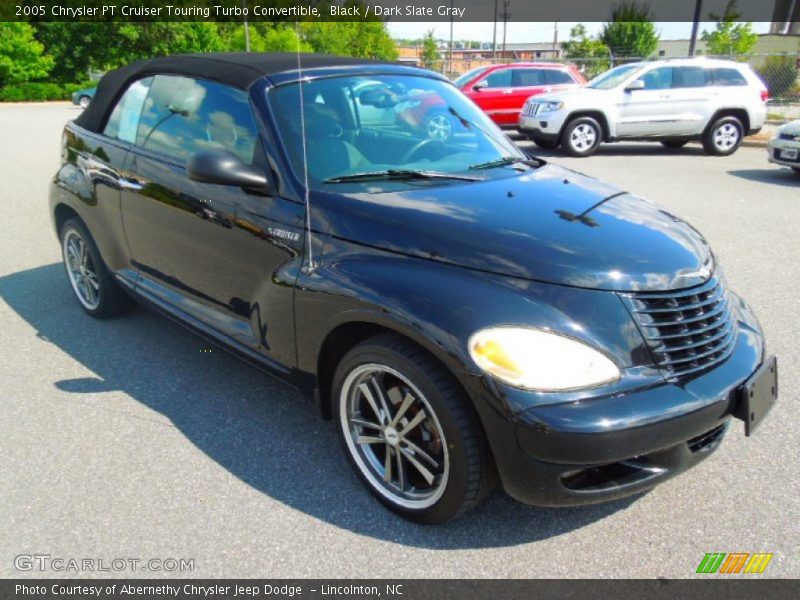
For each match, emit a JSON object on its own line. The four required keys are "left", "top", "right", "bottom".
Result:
{"left": 50, "top": 53, "right": 778, "bottom": 524}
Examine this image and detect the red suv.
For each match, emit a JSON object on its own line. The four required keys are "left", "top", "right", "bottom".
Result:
{"left": 454, "top": 63, "right": 586, "bottom": 129}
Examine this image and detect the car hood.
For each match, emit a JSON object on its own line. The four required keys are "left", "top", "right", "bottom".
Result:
{"left": 311, "top": 164, "right": 713, "bottom": 292}
{"left": 779, "top": 120, "right": 800, "bottom": 136}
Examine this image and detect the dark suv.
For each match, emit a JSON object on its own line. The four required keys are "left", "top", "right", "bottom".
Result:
{"left": 50, "top": 53, "right": 776, "bottom": 524}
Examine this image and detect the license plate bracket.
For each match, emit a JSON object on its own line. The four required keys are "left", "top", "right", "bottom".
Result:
{"left": 734, "top": 356, "right": 778, "bottom": 436}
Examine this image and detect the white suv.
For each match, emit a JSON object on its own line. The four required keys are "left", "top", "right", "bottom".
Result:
{"left": 519, "top": 58, "right": 768, "bottom": 157}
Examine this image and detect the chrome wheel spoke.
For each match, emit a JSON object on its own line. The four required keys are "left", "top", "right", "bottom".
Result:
{"left": 390, "top": 392, "right": 415, "bottom": 427}
{"left": 358, "top": 382, "right": 385, "bottom": 424}
{"left": 402, "top": 438, "right": 440, "bottom": 469}
{"left": 356, "top": 435, "right": 384, "bottom": 445}
{"left": 383, "top": 446, "right": 393, "bottom": 483}
{"left": 350, "top": 417, "right": 382, "bottom": 430}
{"left": 395, "top": 447, "right": 406, "bottom": 492}
{"left": 399, "top": 409, "right": 426, "bottom": 437}
{"left": 400, "top": 447, "right": 435, "bottom": 486}
{"left": 369, "top": 375, "right": 393, "bottom": 423}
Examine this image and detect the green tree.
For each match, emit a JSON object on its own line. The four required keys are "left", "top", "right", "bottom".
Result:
{"left": 701, "top": 0, "right": 759, "bottom": 56}
{"left": 301, "top": 21, "right": 397, "bottom": 60}
{"left": 0, "top": 23, "right": 54, "bottom": 86}
{"left": 600, "top": 2, "right": 659, "bottom": 58}
{"left": 561, "top": 24, "right": 610, "bottom": 77}
{"left": 219, "top": 23, "right": 312, "bottom": 53}
{"left": 419, "top": 30, "right": 442, "bottom": 71}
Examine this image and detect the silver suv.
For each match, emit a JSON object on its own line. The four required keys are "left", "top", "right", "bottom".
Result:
{"left": 519, "top": 58, "right": 768, "bottom": 157}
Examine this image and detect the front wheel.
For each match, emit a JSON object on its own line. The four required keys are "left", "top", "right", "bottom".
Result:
{"left": 703, "top": 116, "right": 743, "bottom": 156}
{"left": 334, "top": 333, "right": 496, "bottom": 523}
{"left": 561, "top": 117, "right": 602, "bottom": 157}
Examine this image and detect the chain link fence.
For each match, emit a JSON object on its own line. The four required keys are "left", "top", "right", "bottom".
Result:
{"left": 435, "top": 53, "right": 800, "bottom": 122}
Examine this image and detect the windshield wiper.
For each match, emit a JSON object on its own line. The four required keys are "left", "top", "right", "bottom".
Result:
{"left": 324, "top": 169, "right": 483, "bottom": 184}
{"left": 469, "top": 156, "right": 542, "bottom": 170}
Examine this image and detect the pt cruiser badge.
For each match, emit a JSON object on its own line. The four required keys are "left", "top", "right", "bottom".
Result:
{"left": 50, "top": 53, "right": 777, "bottom": 523}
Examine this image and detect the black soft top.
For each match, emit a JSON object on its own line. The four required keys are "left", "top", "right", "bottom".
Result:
{"left": 75, "top": 52, "right": 384, "bottom": 133}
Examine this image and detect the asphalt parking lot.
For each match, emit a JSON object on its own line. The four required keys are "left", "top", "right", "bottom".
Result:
{"left": 1, "top": 102, "right": 798, "bottom": 579}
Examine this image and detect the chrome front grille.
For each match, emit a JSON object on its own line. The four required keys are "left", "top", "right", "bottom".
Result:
{"left": 621, "top": 277, "right": 737, "bottom": 378}
{"left": 523, "top": 102, "right": 543, "bottom": 117}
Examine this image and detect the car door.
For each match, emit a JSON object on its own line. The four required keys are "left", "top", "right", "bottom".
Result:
{"left": 118, "top": 74, "right": 304, "bottom": 373}
{"left": 468, "top": 67, "right": 515, "bottom": 125}
{"left": 616, "top": 66, "right": 679, "bottom": 137}
{"left": 669, "top": 66, "right": 715, "bottom": 135}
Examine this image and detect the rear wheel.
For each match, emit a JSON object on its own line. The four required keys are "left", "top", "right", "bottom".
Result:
{"left": 334, "top": 333, "right": 496, "bottom": 523}
{"left": 561, "top": 117, "right": 602, "bottom": 157}
{"left": 661, "top": 138, "right": 688, "bottom": 149}
{"left": 703, "top": 116, "right": 743, "bottom": 156}
{"left": 60, "top": 218, "right": 134, "bottom": 318}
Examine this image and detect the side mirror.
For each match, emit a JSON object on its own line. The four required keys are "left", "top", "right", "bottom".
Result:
{"left": 625, "top": 79, "right": 645, "bottom": 92}
{"left": 187, "top": 150, "right": 269, "bottom": 190}
{"left": 472, "top": 79, "right": 488, "bottom": 91}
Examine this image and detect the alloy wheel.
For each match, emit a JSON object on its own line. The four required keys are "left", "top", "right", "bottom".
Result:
{"left": 570, "top": 123, "right": 597, "bottom": 152}
{"left": 714, "top": 123, "right": 740, "bottom": 151}
{"left": 63, "top": 229, "right": 100, "bottom": 310}
{"left": 340, "top": 364, "right": 449, "bottom": 509}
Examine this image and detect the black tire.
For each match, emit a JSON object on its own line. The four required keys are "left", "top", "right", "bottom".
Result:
{"left": 60, "top": 217, "right": 134, "bottom": 318}
{"left": 531, "top": 136, "right": 559, "bottom": 150}
{"left": 561, "top": 116, "right": 602, "bottom": 157}
{"left": 661, "top": 138, "right": 689, "bottom": 149}
{"left": 702, "top": 116, "right": 744, "bottom": 156}
{"left": 333, "top": 333, "right": 496, "bottom": 524}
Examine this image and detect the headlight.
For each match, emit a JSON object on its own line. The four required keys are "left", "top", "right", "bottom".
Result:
{"left": 538, "top": 101, "right": 564, "bottom": 113}
{"left": 468, "top": 327, "right": 620, "bottom": 391}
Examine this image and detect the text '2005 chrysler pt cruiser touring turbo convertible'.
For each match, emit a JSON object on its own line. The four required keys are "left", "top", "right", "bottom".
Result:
{"left": 50, "top": 53, "right": 778, "bottom": 523}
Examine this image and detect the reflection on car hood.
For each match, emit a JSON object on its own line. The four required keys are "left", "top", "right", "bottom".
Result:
{"left": 311, "top": 164, "right": 713, "bottom": 292}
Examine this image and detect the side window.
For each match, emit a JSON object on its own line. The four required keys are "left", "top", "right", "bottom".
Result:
{"left": 712, "top": 68, "right": 747, "bottom": 86}
{"left": 512, "top": 69, "right": 546, "bottom": 87}
{"left": 135, "top": 75, "right": 259, "bottom": 164}
{"left": 484, "top": 69, "right": 512, "bottom": 88}
{"left": 640, "top": 67, "right": 674, "bottom": 90}
{"left": 673, "top": 67, "right": 710, "bottom": 88}
{"left": 545, "top": 69, "right": 576, "bottom": 85}
{"left": 103, "top": 77, "right": 153, "bottom": 143}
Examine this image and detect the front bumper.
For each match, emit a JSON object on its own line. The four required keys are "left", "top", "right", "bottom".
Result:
{"left": 467, "top": 304, "right": 767, "bottom": 506}
{"left": 519, "top": 109, "right": 569, "bottom": 140}
{"left": 768, "top": 137, "right": 800, "bottom": 168}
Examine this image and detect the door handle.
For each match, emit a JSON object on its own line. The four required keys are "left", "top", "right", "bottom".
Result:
{"left": 119, "top": 178, "right": 144, "bottom": 191}
{"left": 502, "top": 89, "right": 513, "bottom": 94}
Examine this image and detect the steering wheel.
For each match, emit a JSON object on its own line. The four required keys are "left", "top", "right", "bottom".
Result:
{"left": 401, "top": 139, "right": 446, "bottom": 163}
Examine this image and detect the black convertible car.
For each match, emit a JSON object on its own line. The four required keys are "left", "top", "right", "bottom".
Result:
{"left": 50, "top": 53, "right": 777, "bottom": 523}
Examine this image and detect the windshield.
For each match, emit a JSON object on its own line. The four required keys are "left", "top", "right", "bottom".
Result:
{"left": 268, "top": 73, "right": 523, "bottom": 189}
{"left": 587, "top": 64, "right": 644, "bottom": 90}
{"left": 453, "top": 66, "right": 490, "bottom": 88}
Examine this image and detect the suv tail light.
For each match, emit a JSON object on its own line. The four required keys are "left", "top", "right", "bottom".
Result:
{"left": 760, "top": 90, "right": 770, "bottom": 103}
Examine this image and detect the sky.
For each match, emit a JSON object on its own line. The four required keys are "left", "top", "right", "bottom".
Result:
{"left": 387, "top": 21, "right": 773, "bottom": 43}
